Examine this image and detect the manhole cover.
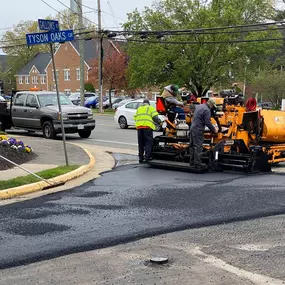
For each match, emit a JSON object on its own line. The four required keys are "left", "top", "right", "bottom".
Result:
{"left": 150, "top": 257, "right": 168, "bottom": 264}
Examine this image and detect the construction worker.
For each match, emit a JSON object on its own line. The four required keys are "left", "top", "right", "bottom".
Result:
{"left": 189, "top": 98, "right": 218, "bottom": 169}
{"left": 134, "top": 99, "right": 161, "bottom": 163}
{"left": 161, "top": 84, "right": 185, "bottom": 119}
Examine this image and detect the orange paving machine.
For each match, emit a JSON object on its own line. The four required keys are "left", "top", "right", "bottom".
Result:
{"left": 148, "top": 93, "right": 285, "bottom": 173}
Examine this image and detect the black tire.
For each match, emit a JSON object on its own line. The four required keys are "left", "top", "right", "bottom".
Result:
{"left": 42, "top": 121, "right": 56, "bottom": 139}
{"left": 78, "top": 130, "right": 92, "bottom": 138}
{"left": 118, "top": 116, "right": 128, "bottom": 129}
{"left": 0, "top": 121, "right": 6, "bottom": 132}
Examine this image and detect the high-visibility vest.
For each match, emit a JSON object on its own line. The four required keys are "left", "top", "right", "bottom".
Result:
{"left": 134, "top": 104, "right": 159, "bottom": 130}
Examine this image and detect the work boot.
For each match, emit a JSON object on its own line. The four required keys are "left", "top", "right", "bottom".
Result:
{"left": 194, "top": 163, "right": 208, "bottom": 169}
{"left": 145, "top": 157, "right": 153, "bottom": 162}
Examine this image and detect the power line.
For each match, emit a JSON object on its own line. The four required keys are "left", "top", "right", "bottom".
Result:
{"left": 106, "top": 0, "right": 120, "bottom": 28}
{"left": 41, "top": 0, "right": 61, "bottom": 14}
{"left": 111, "top": 37, "right": 285, "bottom": 45}
{"left": 56, "top": 0, "right": 97, "bottom": 26}
{"left": 108, "top": 20, "right": 285, "bottom": 36}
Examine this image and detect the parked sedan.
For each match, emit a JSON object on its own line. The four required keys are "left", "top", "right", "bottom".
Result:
{"left": 112, "top": 99, "right": 134, "bottom": 110}
{"left": 85, "top": 96, "right": 99, "bottom": 108}
{"left": 69, "top": 92, "right": 97, "bottom": 105}
{"left": 102, "top": 97, "right": 125, "bottom": 109}
{"left": 114, "top": 99, "right": 164, "bottom": 131}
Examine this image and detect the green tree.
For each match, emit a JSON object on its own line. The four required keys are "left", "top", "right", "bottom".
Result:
{"left": 123, "top": 0, "right": 281, "bottom": 96}
{"left": 84, "top": 82, "right": 95, "bottom": 92}
{"left": 252, "top": 69, "right": 285, "bottom": 108}
{"left": 1, "top": 9, "right": 95, "bottom": 73}
{"left": 1, "top": 20, "right": 47, "bottom": 73}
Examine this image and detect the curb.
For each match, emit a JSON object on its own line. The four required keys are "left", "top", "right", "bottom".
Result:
{"left": 0, "top": 148, "right": 95, "bottom": 200}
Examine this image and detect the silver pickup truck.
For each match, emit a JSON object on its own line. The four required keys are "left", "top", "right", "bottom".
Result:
{"left": 0, "top": 91, "right": 96, "bottom": 139}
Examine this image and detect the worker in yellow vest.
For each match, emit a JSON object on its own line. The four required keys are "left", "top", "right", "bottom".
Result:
{"left": 134, "top": 99, "right": 161, "bottom": 163}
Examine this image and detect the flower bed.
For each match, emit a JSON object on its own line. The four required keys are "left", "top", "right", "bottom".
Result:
{"left": 0, "top": 134, "right": 37, "bottom": 171}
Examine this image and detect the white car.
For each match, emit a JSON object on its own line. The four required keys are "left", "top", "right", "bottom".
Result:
{"left": 114, "top": 99, "right": 164, "bottom": 131}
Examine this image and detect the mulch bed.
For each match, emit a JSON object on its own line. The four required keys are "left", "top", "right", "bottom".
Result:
{"left": 0, "top": 146, "right": 37, "bottom": 171}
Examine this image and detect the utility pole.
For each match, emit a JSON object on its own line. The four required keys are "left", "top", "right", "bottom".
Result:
{"left": 77, "top": 0, "right": 85, "bottom": 106}
{"left": 98, "top": 0, "right": 103, "bottom": 113}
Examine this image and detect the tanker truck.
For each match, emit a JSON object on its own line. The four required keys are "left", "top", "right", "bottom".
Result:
{"left": 147, "top": 94, "right": 285, "bottom": 173}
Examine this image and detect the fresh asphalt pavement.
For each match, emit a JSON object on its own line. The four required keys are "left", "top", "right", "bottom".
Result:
{"left": 0, "top": 161, "right": 285, "bottom": 271}
{"left": 2, "top": 114, "right": 285, "bottom": 280}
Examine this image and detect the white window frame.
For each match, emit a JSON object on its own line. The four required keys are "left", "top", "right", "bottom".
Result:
{"left": 19, "top": 76, "right": 23, "bottom": 84}
{"left": 76, "top": 68, "right": 80, "bottom": 81}
{"left": 52, "top": 69, "right": 59, "bottom": 81}
{"left": 35, "top": 76, "right": 38, "bottom": 84}
{"left": 41, "top": 75, "right": 46, "bottom": 84}
{"left": 25, "top": 76, "right": 29, "bottom": 84}
{"left": 32, "top": 76, "right": 36, "bottom": 84}
{"left": 64, "top": 69, "right": 70, "bottom": 81}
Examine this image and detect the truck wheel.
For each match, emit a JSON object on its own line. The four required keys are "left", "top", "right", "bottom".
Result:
{"left": 42, "top": 121, "right": 56, "bottom": 139}
{"left": 0, "top": 122, "right": 6, "bottom": 132}
{"left": 118, "top": 116, "right": 128, "bottom": 129}
{"left": 78, "top": 130, "right": 91, "bottom": 138}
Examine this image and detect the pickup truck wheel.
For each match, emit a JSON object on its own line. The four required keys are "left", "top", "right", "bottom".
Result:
{"left": 118, "top": 116, "right": 128, "bottom": 129}
{"left": 78, "top": 130, "right": 91, "bottom": 138}
{"left": 0, "top": 122, "right": 6, "bottom": 132}
{"left": 42, "top": 121, "right": 56, "bottom": 139}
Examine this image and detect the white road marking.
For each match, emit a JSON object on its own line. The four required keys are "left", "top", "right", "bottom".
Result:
{"left": 89, "top": 139, "right": 137, "bottom": 146}
{"left": 192, "top": 247, "right": 284, "bottom": 285}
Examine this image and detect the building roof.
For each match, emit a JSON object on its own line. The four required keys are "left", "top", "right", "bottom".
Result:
{"left": 71, "top": 39, "right": 98, "bottom": 64}
{"left": 71, "top": 38, "right": 118, "bottom": 64}
{"left": 17, "top": 53, "right": 51, "bottom": 75}
{"left": 0, "top": 55, "right": 8, "bottom": 72}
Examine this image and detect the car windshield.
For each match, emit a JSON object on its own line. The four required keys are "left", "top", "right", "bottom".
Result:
{"left": 69, "top": 93, "right": 79, "bottom": 99}
{"left": 37, "top": 93, "right": 73, "bottom": 107}
{"left": 118, "top": 99, "right": 133, "bottom": 106}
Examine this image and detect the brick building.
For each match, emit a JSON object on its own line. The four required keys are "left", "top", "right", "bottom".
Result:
{"left": 15, "top": 39, "right": 106, "bottom": 94}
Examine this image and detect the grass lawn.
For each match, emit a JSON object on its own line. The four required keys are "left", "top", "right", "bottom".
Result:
{"left": 0, "top": 165, "right": 79, "bottom": 190}
{"left": 92, "top": 108, "right": 115, "bottom": 115}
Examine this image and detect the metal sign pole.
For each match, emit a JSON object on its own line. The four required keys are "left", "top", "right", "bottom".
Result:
{"left": 49, "top": 43, "right": 69, "bottom": 166}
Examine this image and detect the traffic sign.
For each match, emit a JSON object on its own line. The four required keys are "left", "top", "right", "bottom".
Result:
{"left": 38, "top": 19, "right": 59, "bottom": 31}
{"left": 26, "top": 30, "right": 74, "bottom": 46}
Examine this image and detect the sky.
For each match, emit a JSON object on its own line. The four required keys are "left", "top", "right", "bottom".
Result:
{"left": 0, "top": 0, "right": 155, "bottom": 54}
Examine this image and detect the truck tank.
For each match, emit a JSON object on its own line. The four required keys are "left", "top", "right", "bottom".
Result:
{"left": 260, "top": 109, "right": 285, "bottom": 143}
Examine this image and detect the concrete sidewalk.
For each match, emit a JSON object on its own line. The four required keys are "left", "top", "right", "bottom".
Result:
{"left": 0, "top": 137, "right": 90, "bottom": 181}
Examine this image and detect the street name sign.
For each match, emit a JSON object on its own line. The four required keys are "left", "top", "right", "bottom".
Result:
{"left": 38, "top": 19, "right": 59, "bottom": 31}
{"left": 26, "top": 30, "right": 74, "bottom": 46}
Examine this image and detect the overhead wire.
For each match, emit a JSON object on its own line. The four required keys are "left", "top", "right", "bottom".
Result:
{"left": 55, "top": 0, "right": 97, "bottom": 26}
{"left": 1, "top": 18, "right": 285, "bottom": 49}
{"left": 111, "top": 37, "right": 285, "bottom": 45}
{"left": 107, "top": 20, "right": 285, "bottom": 35}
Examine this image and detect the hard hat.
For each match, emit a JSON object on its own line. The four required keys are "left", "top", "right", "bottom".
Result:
{"left": 171, "top": 85, "right": 179, "bottom": 96}
{"left": 207, "top": 98, "right": 217, "bottom": 107}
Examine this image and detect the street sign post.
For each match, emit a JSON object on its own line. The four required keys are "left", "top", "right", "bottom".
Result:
{"left": 25, "top": 20, "right": 74, "bottom": 166}
{"left": 38, "top": 19, "right": 59, "bottom": 32}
